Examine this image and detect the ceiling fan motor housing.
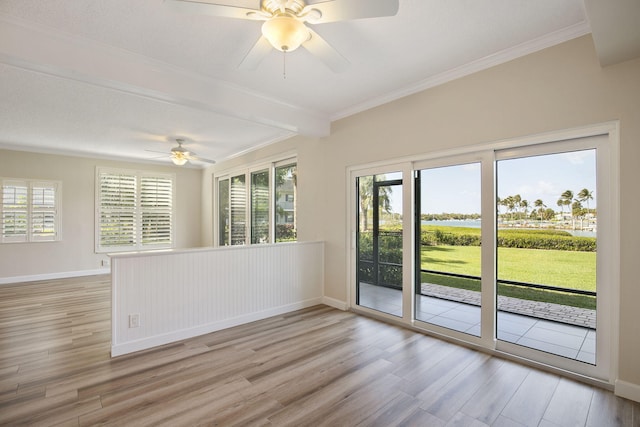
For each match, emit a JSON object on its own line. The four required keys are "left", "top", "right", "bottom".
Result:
{"left": 262, "top": 0, "right": 307, "bottom": 16}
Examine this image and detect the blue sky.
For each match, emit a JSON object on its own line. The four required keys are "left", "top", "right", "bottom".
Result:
{"left": 410, "top": 149, "right": 596, "bottom": 215}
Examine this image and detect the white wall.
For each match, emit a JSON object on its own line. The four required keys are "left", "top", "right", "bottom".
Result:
{"left": 202, "top": 35, "right": 640, "bottom": 397}
{"left": 0, "top": 150, "right": 203, "bottom": 281}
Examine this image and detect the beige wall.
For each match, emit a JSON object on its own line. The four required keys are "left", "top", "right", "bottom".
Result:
{"left": 0, "top": 150, "right": 203, "bottom": 279}
{"left": 203, "top": 35, "right": 640, "bottom": 390}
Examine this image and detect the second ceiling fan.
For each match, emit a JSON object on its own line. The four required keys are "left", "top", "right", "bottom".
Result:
{"left": 166, "top": 0, "right": 400, "bottom": 72}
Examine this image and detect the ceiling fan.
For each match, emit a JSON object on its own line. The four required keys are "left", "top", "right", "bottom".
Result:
{"left": 147, "top": 138, "right": 216, "bottom": 166}
{"left": 165, "top": 0, "right": 400, "bottom": 72}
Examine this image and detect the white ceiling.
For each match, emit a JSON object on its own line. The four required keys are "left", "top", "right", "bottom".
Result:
{"left": 0, "top": 0, "right": 635, "bottom": 167}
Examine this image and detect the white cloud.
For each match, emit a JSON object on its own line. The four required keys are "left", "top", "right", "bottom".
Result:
{"left": 561, "top": 151, "right": 590, "bottom": 165}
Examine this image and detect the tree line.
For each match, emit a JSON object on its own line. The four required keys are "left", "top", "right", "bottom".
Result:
{"left": 497, "top": 188, "right": 594, "bottom": 224}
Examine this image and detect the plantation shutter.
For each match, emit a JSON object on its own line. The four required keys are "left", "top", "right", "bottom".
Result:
{"left": 99, "top": 172, "right": 137, "bottom": 249}
{"left": 97, "top": 169, "right": 175, "bottom": 252}
{"left": 31, "top": 182, "right": 58, "bottom": 241}
{"left": 140, "top": 175, "right": 173, "bottom": 246}
{"left": 230, "top": 174, "right": 246, "bottom": 245}
{"left": 2, "top": 180, "right": 28, "bottom": 242}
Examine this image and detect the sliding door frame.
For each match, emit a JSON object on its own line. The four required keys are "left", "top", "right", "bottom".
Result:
{"left": 348, "top": 163, "right": 414, "bottom": 323}
{"left": 346, "top": 122, "right": 619, "bottom": 385}
{"left": 412, "top": 151, "right": 494, "bottom": 349}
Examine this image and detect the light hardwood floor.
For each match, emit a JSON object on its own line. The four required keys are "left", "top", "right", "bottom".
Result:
{"left": 0, "top": 275, "right": 638, "bottom": 426}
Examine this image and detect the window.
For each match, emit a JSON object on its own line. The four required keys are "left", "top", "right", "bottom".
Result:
{"left": 216, "top": 158, "right": 296, "bottom": 245}
{"left": 1, "top": 178, "right": 61, "bottom": 243}
{"left": 251, "top": 170, "right": 270, "bottom": 244}
{"left": 275, "top": 163, "right": 297, "bottom": 242}
{"left": 96, "top": 168, "right": 174, "bottom": 252}
{"left": 230, "top": 174, "right": 247, "bottom": 245}
{"left": 218, "top": 178, "right": 229, "bottom": 246}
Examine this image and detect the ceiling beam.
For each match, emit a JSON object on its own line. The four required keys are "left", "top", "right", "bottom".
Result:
{"left": 0, "top": 14, "right": 330, "bottom": 137}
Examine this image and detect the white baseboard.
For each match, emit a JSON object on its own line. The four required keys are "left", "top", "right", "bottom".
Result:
{"left": 0, "top": 268, "right": 110, "bottom": 285}
{"left": 111, "top": 297, "right": 323, "bottom": 357}
{"left": 615, "top": 379, "right": 640, "bottom": 403}
{"left": 322, "top": 296, "right": 348, "bottom": 311}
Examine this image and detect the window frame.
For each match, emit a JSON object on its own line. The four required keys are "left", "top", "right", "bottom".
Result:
{"left": 250, "top": 168, "right": 271, "bottom": 244}
{"left": 1, "top": 178, "right": 62, "bottom": 244}
{"left": 274, "top": 160, "right": 297, "bottom": 243}
{"left": 214, "top": 155, "right": 296, "bottom": 246}
{"left": 95, "top": 167, "right": 176, "bottom": 253}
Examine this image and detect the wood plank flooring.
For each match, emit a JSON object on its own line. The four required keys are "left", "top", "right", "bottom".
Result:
{"left": 1, "top": 275, "right": 639, "bottom": 426}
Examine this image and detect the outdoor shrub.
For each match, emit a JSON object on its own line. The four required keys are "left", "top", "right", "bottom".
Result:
{"left": 420, "top": 226, "right": 480, "bottom": 247}
{"left": 275, "top": 224, "right": 296, "bottom": 241}
{"left": 497, "top": 233, "right": 596, "bottom": 252}
{"left": 358, "top": 230, "right": 403, "bottom": 286}
{"left": 420, "top": 225, "right": 596, "bottom": 252}
{"left": 358, "top": 231, "right": 402, "bottom": 263}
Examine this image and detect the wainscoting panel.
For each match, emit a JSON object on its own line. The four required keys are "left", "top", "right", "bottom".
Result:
{"left": 111, "top": 242, "right": 324, "bottom": 356}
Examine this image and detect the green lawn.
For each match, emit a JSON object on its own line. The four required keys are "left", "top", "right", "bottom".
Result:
{"left": 421, "top": 245, "right": 596, "bottom": 291}
{"left": 420, "top": 245, "right": 597, "bottom": 309}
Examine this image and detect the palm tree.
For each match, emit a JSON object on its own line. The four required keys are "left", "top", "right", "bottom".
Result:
{"left": 504, "top": 195, "right": 516, "bottom": 222}
{"left": 534, "top": 199, "right": 546, "bottom": 223}
{"left": 577, "top": 188, "right": 594, "bottom": 213}
{"left": 572, "top": 200, "right": 585, "bottom": 230}
{"left": 561, "top": 190, "right": 574, "bottom": 207}
{"left": 557, "top": 198, "right": 564, "bottom": 221}
{"left": 358, "top": 176, "right": 392, "bottom": 231}
{"left": 520, "top": 199, "right": 529, "bottom": 222}
{"left": 513, "top": 194, "right": 522, "bottom": 214}
{"left": 561, "top": 190, "right": 574, "bottom": 228}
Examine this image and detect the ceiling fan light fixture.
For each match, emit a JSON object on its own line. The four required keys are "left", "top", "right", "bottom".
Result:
{"left": 261, "top": 14, "right": 309, "bottom": 52}
{"left": 171, "top": 152, "right": 188, "bottom": 166}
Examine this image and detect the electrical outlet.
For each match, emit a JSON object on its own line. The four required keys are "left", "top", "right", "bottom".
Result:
{"left": 129, "top": 313, "right": 140, "bottom": 328}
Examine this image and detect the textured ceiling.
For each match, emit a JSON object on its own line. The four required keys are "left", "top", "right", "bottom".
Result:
{"left": 0, "top": 0, "right": 592, "bottom": 166}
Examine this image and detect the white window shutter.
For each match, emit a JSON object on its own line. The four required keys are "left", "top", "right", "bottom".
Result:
{"left": 99, "top": 173, "right": 137, "bottom": 249}
{"left": 1, "top": 181, "right": 28, "bottom": 243}
{"left": 31, "top": 183, "right": 58, "bottom": 241}
{"left": 97, "top": 169, "right": 174, "bottom": 252}
{"left": 140, "top": 175, "right": 173, "bottom": 246}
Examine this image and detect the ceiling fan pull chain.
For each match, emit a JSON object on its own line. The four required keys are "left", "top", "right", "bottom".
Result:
{"left": 283, "top": 50, "right": 287, "bottom": 79}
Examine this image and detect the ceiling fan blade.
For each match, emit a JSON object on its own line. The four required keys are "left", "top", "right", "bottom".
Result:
{"left": 145, "top": 149, "right": 170, "bottom": 155}
{"left": 302, "top": 28, "right": 349, "bottom": 73}
{"left": 164, "top": 0, "right": 264, "bottom": 20}
{"left": 188, "top": 155, "right": 217, "bottom": 164}
{"left": 147, "top": 154, "right": 170, "bottom": 160}
{"left": 303, "top": 0, "right": 399, "bottom": 24}
{"left": 238, "top": 36, "right": 273, "bottom": 70}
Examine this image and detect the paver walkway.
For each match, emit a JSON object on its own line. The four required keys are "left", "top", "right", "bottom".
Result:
{"left": 421, "top": 283, "right": 596, "bottom": 329}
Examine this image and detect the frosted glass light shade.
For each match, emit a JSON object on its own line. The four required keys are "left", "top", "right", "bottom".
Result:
{"left": 262, "top": 15, "right": 309, "bottom": 52}
{"left": 171, "top": 153, "right": 188, "bottom": 166}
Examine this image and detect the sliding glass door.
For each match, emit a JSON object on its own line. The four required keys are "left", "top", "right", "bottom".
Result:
{"left": 495, "top": 143, "right": 599, "bottom": 365}
{"left": 415, "top": 162, "right": 482, "bottom": 336}
{"left": 356, "top": 172, "right": 403, "bottom": 317}
{"left": 350, "top": 127, "right": 616, "bottom": 381}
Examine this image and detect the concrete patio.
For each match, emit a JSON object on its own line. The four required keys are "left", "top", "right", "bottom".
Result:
{"left": 358, "top": 283, "right": 596, "bottom": 364}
